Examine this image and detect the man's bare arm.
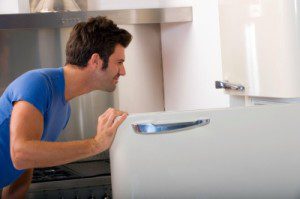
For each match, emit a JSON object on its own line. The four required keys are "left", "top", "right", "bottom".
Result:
{"left": 10, "top": 101, "right": 127, "bottom": 170}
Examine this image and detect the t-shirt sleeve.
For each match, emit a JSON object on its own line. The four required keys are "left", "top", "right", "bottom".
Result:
{"left": 9, "top": 72, "right": 51, "bottom": 115}
{"left": 63, "top": 104, "right": 71, "bottom": 130}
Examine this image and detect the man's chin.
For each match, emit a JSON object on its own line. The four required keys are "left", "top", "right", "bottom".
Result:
{"left": 105, "top": 85, "right": 116, "bottom": 92}
{"left": 96, "top": 83, "right": 117, "bottom": 92}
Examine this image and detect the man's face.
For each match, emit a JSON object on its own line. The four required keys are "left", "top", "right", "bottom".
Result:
{"left": 98, "top": 44, "right": 126, "bottom": 92}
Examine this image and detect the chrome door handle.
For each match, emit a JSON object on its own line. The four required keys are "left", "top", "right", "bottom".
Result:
{"left": 215, "top": 81, "right": 245, "bottom": 91}
{"left": 132, "top": 118, "right": 210, "bottom": 134}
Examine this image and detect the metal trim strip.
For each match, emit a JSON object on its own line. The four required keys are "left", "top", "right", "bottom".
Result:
{"left": 0, "top": 7, "right": 192, "bottom": 29}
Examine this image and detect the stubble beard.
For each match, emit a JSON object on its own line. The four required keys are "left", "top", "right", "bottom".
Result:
{"left": 106, "top": 85, "right": 116, "bottom": 92}
{"left": 104, "top": 82, "right": 117, "bottom": 92}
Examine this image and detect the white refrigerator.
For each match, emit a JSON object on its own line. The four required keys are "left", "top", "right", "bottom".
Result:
{"left": 110, "top": 0, "right": 300, "bottom": 198}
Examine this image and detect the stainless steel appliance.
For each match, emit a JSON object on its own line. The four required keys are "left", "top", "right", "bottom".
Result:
{"left": 27, "top": 154, "right": 112, "bottom": 198}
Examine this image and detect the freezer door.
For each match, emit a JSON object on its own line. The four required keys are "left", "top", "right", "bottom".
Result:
{"left": 110, "top": 103, "right": 300, "bottom": 199}
{"left": 219, "top": 0, "right": 300, "bottom": 98}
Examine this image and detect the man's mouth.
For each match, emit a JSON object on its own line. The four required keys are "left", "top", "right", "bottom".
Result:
{"left": 114, "top": 74, "right": 120, "bottom": 82}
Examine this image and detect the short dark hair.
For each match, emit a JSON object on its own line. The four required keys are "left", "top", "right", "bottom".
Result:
{"left": 65, "top": 16, "right": 132, "bottom": 69}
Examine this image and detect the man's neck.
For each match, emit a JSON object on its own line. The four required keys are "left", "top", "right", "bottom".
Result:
{"left": 63, "top": 64, "right": 94, "bottom": 101}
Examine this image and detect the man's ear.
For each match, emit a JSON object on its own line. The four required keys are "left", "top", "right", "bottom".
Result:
{"left": 88, "top": 53, "right": 103, "bottom": 69}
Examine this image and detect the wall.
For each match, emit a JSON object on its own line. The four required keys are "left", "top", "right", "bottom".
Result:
{"left": 113, "top": 25, "right": 165, "bottom": 113}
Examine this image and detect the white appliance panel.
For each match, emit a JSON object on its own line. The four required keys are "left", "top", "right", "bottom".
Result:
{"left": 110, "top": 103, "right": 300, "bottom": 198}
{"left": 219, "top": 0, "right": 300, "bottom": 98}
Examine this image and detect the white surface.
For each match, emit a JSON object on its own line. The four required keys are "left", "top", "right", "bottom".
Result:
{"left": 219, "top": 0, "right": 300, "bottom": 98}
{"left": 0, "top": 0, "right": 29, "bottom": 14}
{"left": 87, "top": 0, "right": 192, "bottom": 10}
{"left": 113, "top": 25, "right": 165, "bottom": 113}
{"left": 110, "top": 103, "right": 300, "bottom": 198}
{"left": 161, "top": 0, "right": 230, "bottom": 111}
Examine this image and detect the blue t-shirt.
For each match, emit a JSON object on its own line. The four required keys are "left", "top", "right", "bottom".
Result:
{"left": 0, "top": 67, "right": 71, "bottom": 188}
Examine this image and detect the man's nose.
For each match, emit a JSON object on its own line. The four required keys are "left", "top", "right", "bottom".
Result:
{"left": 119, "top": 65, "right": 126, "bottom": 76}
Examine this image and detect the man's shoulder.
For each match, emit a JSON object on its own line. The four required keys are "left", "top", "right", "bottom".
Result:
{"left": 22, "top": 67, "right": 61, "bottom": 80}
{"left": 2, "top": 68, "right": 63, "bottom": 115}
{"left": 11, "top": 68, "right": 62, "bottom": 88}
{"left": 11, "top": 70, "right": 49, "bottom": 91}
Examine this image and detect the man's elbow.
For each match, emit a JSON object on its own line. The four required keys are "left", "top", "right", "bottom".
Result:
{"left": 11, "top": 143, "right": 29, "bottom": 170}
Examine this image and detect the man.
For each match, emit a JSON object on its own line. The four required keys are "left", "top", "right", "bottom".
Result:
{"left": 0, "top": 16, "right": 132, "bottom": 198}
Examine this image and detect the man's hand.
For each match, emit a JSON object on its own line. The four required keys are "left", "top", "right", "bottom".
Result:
{"left": 2, "top": 169, "right": 33, "bottom": 199}
{"left": 93, "top": 108, "right": 128, "bottom": 153}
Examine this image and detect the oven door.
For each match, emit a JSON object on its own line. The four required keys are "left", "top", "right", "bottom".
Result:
{"left": 27, "top": 158, "right": 111, "bottom": 199}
